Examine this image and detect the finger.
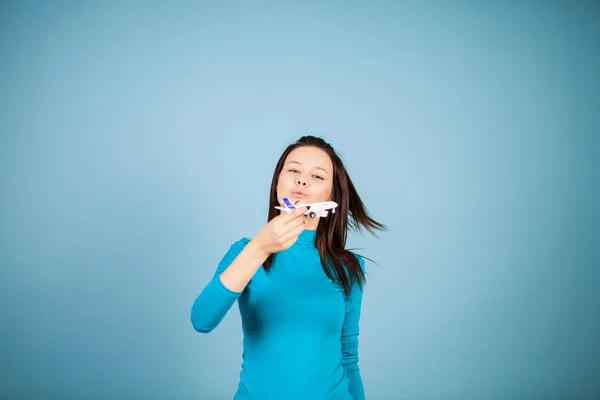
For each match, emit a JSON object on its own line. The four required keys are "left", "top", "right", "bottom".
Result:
{"left": 282, "top": 207, "right": 307, "bottom": 224}
{"left": 280, "top": 220, "right": 305, "bottom": 243}
{"left": 278, "top": 217, "right": 304, "bottom": 238}
{"left": 282, "top": 215, "right": 305, "bottom": 233}
{"left": 273, "top": 206, "right": 301, "bottom": 220}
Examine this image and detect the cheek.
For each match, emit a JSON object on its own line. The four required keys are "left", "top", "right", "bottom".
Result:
{"left": 326, "top": 182, "right": 334, "bottom": 199}
{"left": 276, "top": 174, "right": 288, "bottom": 190}
{"left": 314, "top": 182, "right": 333, "bottom": 198}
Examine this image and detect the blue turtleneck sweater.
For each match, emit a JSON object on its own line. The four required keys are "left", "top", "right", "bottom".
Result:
{"left": 191, "top": 229, "right": 366, "bottom": 400}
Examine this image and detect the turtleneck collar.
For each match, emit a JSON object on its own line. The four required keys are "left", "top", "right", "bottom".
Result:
{"left": 293, "top": 228, "right": 317, "bottom": 247}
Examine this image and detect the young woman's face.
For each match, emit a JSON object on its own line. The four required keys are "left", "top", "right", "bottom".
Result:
{"left": 276, "top": 146, "right": 334, "bottom": 208}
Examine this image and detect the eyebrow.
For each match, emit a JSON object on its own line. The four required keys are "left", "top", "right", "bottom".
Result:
{"left": 285, "top": 160, "right": 329, "bottom": 174}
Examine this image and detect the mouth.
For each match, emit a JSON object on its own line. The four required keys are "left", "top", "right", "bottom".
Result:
{"left": 291, "top": 191, "right": 308, "bottom": 198}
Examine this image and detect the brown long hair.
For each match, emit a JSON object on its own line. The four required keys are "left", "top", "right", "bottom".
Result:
{"left": 263, "top": 135, "right": 386, "bottom": 297}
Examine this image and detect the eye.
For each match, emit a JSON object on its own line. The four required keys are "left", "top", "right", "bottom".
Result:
{"left": 288, "top": 169, "right": 299, "bottom": 173}
{"left": 312, "top": 175, "right": 324, "bottom": 180}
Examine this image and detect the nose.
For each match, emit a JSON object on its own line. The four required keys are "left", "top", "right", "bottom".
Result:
{"left": 297, "top": 179, "right": 307, "bottom": 186}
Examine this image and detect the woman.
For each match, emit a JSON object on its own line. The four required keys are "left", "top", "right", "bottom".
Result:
{"left": 191, "top": 135, "right": 386, "bottom": 400}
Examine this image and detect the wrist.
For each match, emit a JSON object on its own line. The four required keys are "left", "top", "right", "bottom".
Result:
{"left": 247, "top": 238, "right": 270, "bottom": 261}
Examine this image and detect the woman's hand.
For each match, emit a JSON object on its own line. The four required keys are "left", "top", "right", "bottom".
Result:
{"left": 253, "top": 206, "right": 307, "bottom": 254}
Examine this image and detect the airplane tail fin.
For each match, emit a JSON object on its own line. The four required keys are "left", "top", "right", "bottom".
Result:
{"left": 282, "top": 197, "right": 296, "bottom": 210}
{"left": 274, "top": 197, "right": 296, "bottom": 214}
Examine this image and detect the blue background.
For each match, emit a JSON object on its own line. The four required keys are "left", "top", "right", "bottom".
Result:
{"left": 1, "top": 1, "right": 599, "bottom": 399}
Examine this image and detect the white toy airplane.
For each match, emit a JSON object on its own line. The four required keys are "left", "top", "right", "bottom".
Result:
{"left": 275, "top": 197, "right": 338, "bottom": 218}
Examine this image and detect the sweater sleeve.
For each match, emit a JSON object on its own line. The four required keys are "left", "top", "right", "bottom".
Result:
{"left": 342, "top": 255, "right": 366, "bottom": 400}
{"left": 190, "top": 238, "right": 250, "bottom": 333}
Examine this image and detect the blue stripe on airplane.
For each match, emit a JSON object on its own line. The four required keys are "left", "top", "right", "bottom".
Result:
{"left": 283, "top": 197, "right": 295, "bottom": 209}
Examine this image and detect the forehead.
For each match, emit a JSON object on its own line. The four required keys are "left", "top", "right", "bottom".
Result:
{"left": 284, "top": 146, "right": 333, "bottom": 172}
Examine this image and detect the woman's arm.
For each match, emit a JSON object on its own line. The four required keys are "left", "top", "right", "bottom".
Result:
{"left": 190, "top": 238, "right": 267, "bottom": 333}
{"left": 190, "top": 208, "right": 306, "bottom": 333}
{"left": 219, "top": 239, "right": 269, "bottom": 292}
